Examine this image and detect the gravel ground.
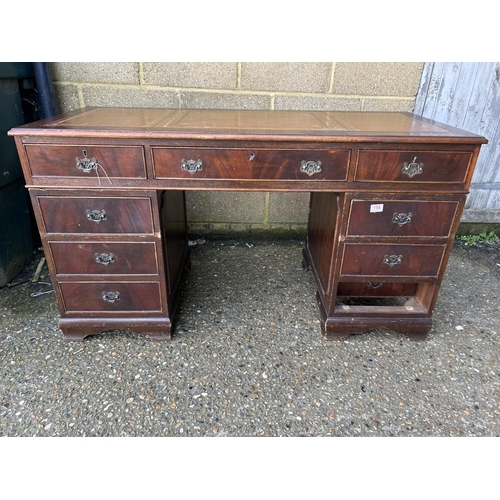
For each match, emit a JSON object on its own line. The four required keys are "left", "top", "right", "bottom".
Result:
{"left": 1, "top": 237, "right": 500, "bottom": 437}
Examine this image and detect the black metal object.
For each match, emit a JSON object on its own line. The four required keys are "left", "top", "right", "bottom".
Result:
{"left": 0, "top": 62, "right": 57, "bottom": 286}
{"left": 34, "top": 62, "right": 57, "bottom": 118}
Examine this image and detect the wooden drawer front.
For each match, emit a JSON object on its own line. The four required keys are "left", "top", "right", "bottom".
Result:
{"left": 37, "top": 196, "right": 154, "bottom": 234}
{"left": 59, "top": 282, "right": 162, "bottom": 313}
{"left": 49, "top": 242, "right": 158, "bottom": 275}
{"left": 340, "top": 244, "right": 446, "bottom": 278}
{"left": 337, "top": 282, "right": 419, "bottom": 297}
{"left": 347, "top": 200, "right": 459, "bottom": 237}
{"left": 355, "top": 150, "right": 472, "bottom": 183}
{"left": 152, "top": 147, "right": 349, "bottom": 181}
{"left": 25, "top": 144, "right": 146, "bottom": 178}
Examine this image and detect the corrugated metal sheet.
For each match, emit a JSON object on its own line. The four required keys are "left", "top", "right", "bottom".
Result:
{"left": 414, "top": 62, "right": 500, "bottom": 223}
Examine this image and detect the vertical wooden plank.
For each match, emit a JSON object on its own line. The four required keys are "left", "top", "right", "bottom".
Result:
{"left": 461, "top": 62, "right": 497, "bottom": 132}
{"left": 413, "top": 62, "right": 434, "bottom": 115}
{"left": 467, "top": 64, "right": 499, "bottom": 185}
{"left": 419, "top": 62, "right": 447, "bottom": 118}
{"left": 474, "top": 63, "right": 500, "bottom": 183}
{"left": 429, "top": 63, "right": 461, "bottom": 120}
{"left": 447, "top": 63, "right": 481, "bottom": 128}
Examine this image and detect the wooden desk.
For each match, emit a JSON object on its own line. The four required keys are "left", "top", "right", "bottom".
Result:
{"left": 9, "top": 108, "right": 487, "bottom": 341}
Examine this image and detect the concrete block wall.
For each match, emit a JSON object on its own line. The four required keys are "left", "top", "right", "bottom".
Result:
{"left": 50, "top": 62, "right": 424, "bottom": 236}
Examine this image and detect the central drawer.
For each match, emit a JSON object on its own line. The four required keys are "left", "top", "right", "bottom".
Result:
{"left": 35, "top": 196, "right": 155, "bottom": 234}
{"left": 152, "top": 147, "right": 350, "bottom": 180}
{"left": 340, "top": 243, "right": 447, "bottom": 278}
{"left": 49, "top": 241, "right": 159, "bottom": 275}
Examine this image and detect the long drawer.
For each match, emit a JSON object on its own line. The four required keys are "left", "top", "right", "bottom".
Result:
{"left": 340, "top": 243, "right": 447, "bottom": 278}
{"left": 346, "top": 199, "right": 459, "bottom": 237}
{"left": 152, "top": 147, "right": 350, "bottom": 181}
{"left": 355, "top": 149, "right": 473, "bottom": 184}
{"left": 25, "top": 144, "right": 147, "bottom": 179}
{"left": 35, "top": 195, "right": 155, "bottom": 234}
{"left": 59, "top": 281, "right": 163, "bottom": 313}
{"left": 49, "top": 241, "right": 159, "bottom": 275}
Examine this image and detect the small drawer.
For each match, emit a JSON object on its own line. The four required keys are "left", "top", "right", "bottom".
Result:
{"left": 340, "top": 243, "right": 447, "bottom": 278}
{"left": 49, "top": 241, "right": 159, "bottom": 275}
{"left": 337, "top": 281, "right": 419, "bottom": 297}
{"left": 347, "top": 199, "right": 459, "bottom": 237}
{"left": 36, "top": 196, "right": 154, "bottom": 234}
{"left": 355, "top": 150, "right": 472, "bottom": 183}
{"left": 59, "top": 281, "right": 163, "bottom": 313}
{"left": 25, "top": 144, "right": 147, "bottom": 179}
{"left": 152, "top": 147, "right": 349, "bottom": 181}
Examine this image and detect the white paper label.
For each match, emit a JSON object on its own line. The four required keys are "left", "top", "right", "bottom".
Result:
{"left": 370, "top": 204, "right": 384, "bottom": 213}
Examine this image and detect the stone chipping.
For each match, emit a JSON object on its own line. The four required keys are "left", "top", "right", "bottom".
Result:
{"left": 1, "top": 237, "right": 499, "bottom": 437}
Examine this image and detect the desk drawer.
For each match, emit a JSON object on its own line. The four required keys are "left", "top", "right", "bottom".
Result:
{"left": 36, "top": 196, "right": 154, "bottom": 234}
{"left": 49, "top": 241, "right": 159, "bottom": 275}
{"left": 340, "top": 243, "right": 446, "bottom": 278}
{"left": 152, "top": 147, "right": 349, "bottom": 181}
{"left": 59, "top": 281, "right": 163, "bottom": 313}
{"left": 355, "top": 150, "right": 472, "bottom": 184}
{"left": 347, "top": 199, "right": 459, "bottom": 237}
{"left": 25, "top": 144, "right": 147, "bottom": 178}
{"left": 337, "top": 281, "right": 419, "bottom": 297}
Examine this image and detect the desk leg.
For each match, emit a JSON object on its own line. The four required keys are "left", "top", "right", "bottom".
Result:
{"left": 159, "top": 190, "right": 190, "bottom": 335}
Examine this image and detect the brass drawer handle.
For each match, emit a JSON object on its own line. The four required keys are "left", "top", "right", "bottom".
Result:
{"left": 75, "top": 150, "right": 111, "bottom": 185}
{"left": 300, "top": 160, "right": 322, "bottom": 176}
{"left": 76, "top": 150, "right": 99, "bottom": 173}
{"left": 102, "top": 291, "right": 120, "bottom": 303}
{"left": 181, "top": 158, "right": 203, "bottom": 174}
{"left": 95, "top": 252, "right": 115, "bottom": 266}
{"left": 86, "top": 209, "right": 107, "bottom": 223}
{"left": 383, "top": 254, "right": 403, "bottom": 267}
{"left": 402, "top": 156, "right": 424, "bottom": 178}
{"left": 368, "top": 282, "right": 384, "bottom": 289}
{"left": 392, "top": 212, "right": 413, "bottom": 226}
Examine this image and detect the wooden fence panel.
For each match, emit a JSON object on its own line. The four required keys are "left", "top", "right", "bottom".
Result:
{"left": 415, "top": 62, "right": 500, "bottom": 223}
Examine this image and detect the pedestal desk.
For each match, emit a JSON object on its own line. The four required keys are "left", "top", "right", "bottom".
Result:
{"left": 9, "top": 107, "right": 487, "bottom": 342}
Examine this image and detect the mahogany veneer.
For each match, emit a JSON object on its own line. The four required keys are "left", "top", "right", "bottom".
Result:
{"left": 9, "top": 107, "right": 487, "bottom": 342}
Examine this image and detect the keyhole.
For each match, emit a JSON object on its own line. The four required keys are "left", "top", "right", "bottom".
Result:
{"left": 249, "top": 152, "right": 255, "bottom": 161}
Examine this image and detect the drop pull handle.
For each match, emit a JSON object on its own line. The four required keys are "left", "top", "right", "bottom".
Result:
{"left": 86, "top": 209, "right": 107, "bottom": 223}
{"left": 402, "top": 156, "right": 424, "bottom": 178}
{"left": 383, "top": 254, "right": 403, "bottom": 267}
{"left": 95, "top": 253, "right": 115, "bottom": 266}
{"left": 392, "top": 212, "right": 413, "bottom": 226}
{"left": 76, "top": 150, "right": 99, "bottom": 173}
{"left": 181, "top": 159, "right": 203, "bottom": 173}
{"left": 102, "top": 291, "right": 121, "bottom": 303}
{"left": 300, "top": 160, "right": 322, "bottom": 176}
